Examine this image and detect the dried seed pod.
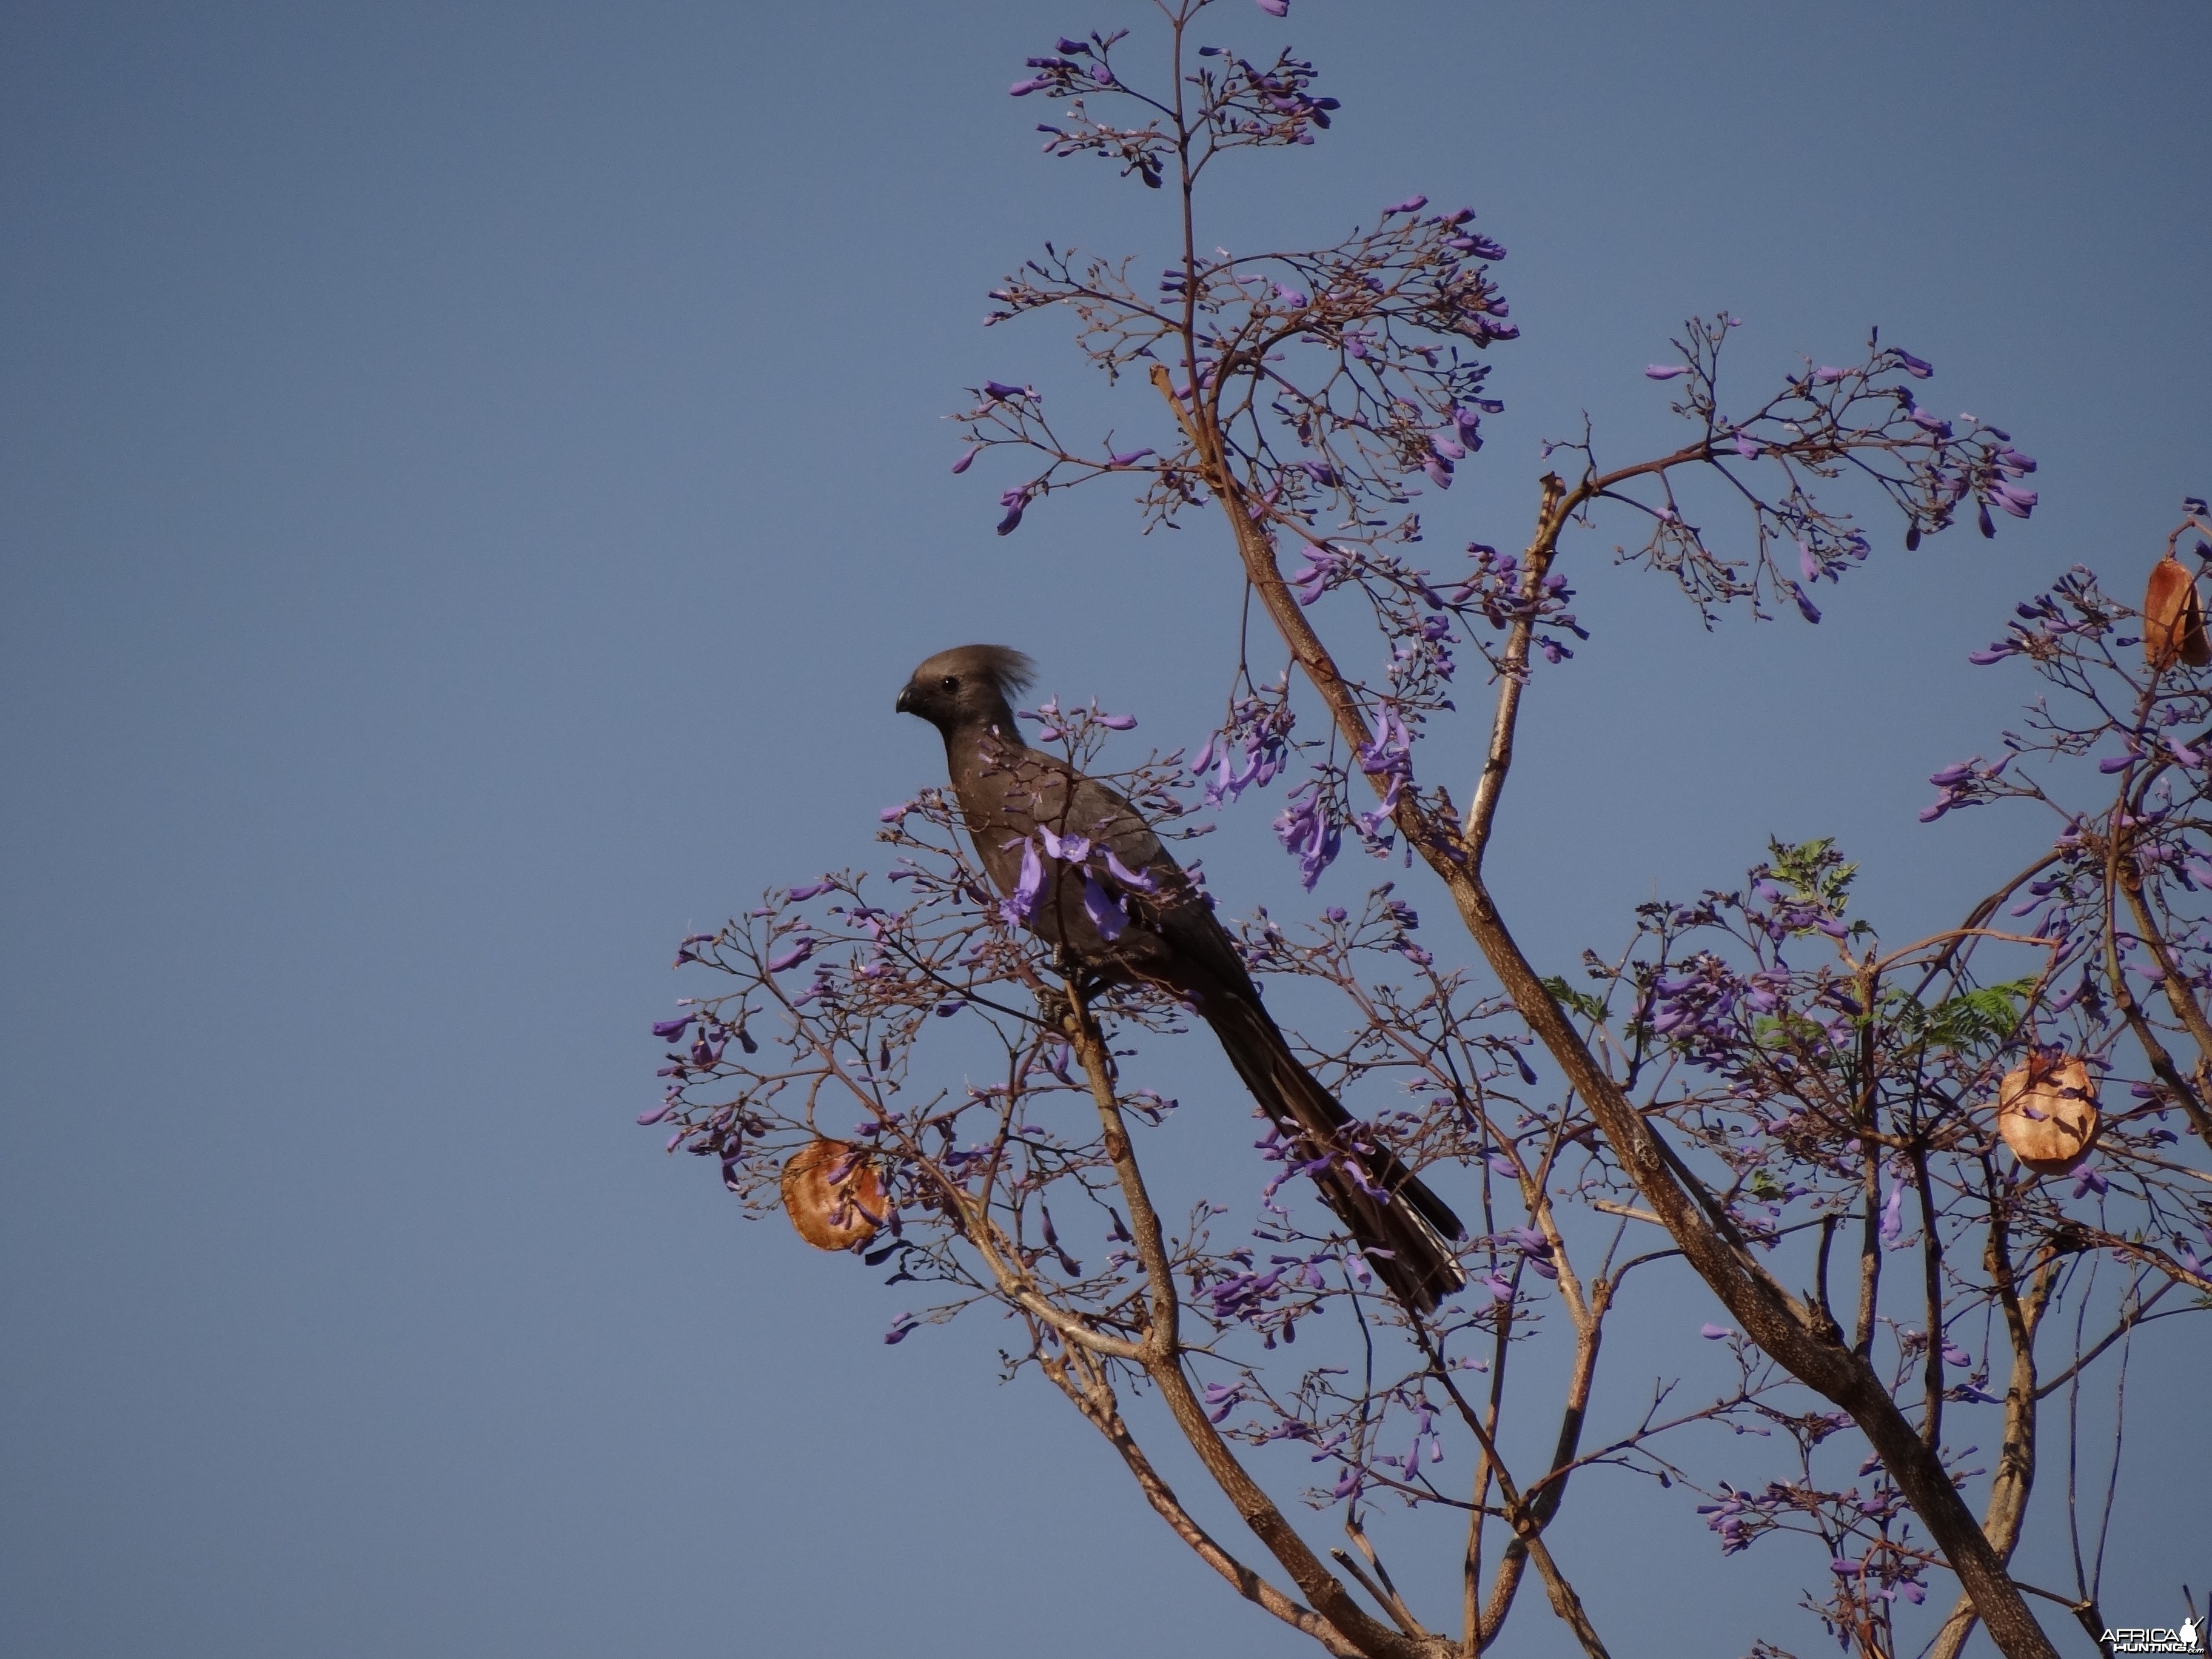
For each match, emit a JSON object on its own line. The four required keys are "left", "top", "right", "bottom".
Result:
{"left": 2143, "top": 554, "right": 2209, "bottom": 670}
{"left": 780, "top": 1139, "right": 886, "bottom": 1251}
{"left": 1996, "top": 1054, "right": 2100, "bottom": 1175}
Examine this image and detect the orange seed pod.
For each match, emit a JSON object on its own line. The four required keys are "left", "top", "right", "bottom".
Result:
{"left": 2143, "top": 555, "right": 2209, "bottom": 671}
{"left": 1995, "top": 1054, "right": 2100, "bottom": 1175}
{"left": 779, "top": 1139, "right": 887, "bottom": 1252}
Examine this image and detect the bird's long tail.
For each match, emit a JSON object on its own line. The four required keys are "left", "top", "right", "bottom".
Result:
{"left": 1202, "top": 993, "right": 1466, "bottom": 1313}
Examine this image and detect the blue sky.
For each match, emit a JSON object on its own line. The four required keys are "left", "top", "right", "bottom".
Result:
{"left": 4, "top": 3, "right": 2207, "bottom": 1655}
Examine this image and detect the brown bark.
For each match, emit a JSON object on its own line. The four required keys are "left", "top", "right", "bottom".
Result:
{"left": 1926, "top": 1227, "right": 2059, "bottom": 1659}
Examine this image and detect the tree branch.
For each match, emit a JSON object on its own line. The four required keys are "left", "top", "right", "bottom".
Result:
{"left": 1041, "top": 1342, "right": 1362, "bottom": 1657}
{"left": 1062, "top": 985, "right": 1429, "bottom": 1659}
{"left": 1189, "top": 412, "right": 2066, "bottom": 1658}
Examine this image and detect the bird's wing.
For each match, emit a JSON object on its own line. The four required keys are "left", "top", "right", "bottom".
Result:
{"left": 951, "top": 736, "right": 1218, "bottom": 984}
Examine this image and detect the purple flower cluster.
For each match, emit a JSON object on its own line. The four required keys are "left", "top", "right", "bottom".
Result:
{"left": 1272, "top": 781, "right": 1343, "bottom": 888}
{"left": 1584, "top": 317, "right": 2037, "bottom": 626}
{"left": 1915, "top": 753, "right": 2012, "bottom": 822}
{"left": 1443, "top": 541, "right": 1587, "bottom": 663}
{"left": 1190, "top": 688, "right": 1298, "bottom": 811}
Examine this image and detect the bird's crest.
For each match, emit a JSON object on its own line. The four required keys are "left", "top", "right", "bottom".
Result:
{"left": 919, "top": 643, "right": 1036, "bottom": 703}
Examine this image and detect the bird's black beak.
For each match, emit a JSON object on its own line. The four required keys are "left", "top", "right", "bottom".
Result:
{"left": 894, "top": 685, "right": 917, "bottom": 716}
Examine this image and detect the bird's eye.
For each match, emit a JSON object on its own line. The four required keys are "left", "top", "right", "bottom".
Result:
{"left": 940, "top": 676, "right": 959, "bottom": 691}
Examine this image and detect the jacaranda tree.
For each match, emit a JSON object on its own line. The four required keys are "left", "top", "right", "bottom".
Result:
{"left": 645, "top": 6, "right": 2210, "bottom": 1656}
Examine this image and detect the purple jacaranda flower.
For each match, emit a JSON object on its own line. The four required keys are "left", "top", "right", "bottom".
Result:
{"left": 1295, "top": 459, "right": 1339, "bottom": 487}
{"left": 1701, "top": 1323, "right": 1734, "bottom": 1340}
{"left": 1038, "top": 827, "right": 1091, "bottom": 863}
{"left": 1733, "top": 432, "right": 1760, "bottom": 460}
{"left": 1646, "top": 364, "right": 1692, "bottom": 380}
{"left": 1814, "top": 917, "right": 1850, "bottom": 939}
{"left": 1799, "top": 541, "right": 1822, "bottom": 584}
{"left": 1384, "top": 193, "right": 1427, "bottom": 213}
{"left": 1998, "top": 448, "right": 2037, "bottom": 474}
{"left": 1090, "top": 61, "right": 1113, "bottom": 84}
{"left": 1354, "top": 773, "right": 1403, "bottom": 841}
{"left": 1103, "top": 846, "right": 1158, "bottom": 892}
{"left": 1929, "top": 759, "right": 1979, "bottom": 786}
{"left": 1814, "top": 366, "right": 1848, "bottom": 383}
{"left": 1423, "top": 457, "right": 1453, "bottom": 489}
{"left": 2071, "top": 1165, "right": 2108, "bottom": 1199}
{"left": 766, "top": 937, "right": 816, "bottom": 974}
{"left": 1055, "top": 36, "right": 1090, "bottom": 54}
{"left": 1991, "top": 484, "right": 2038, "bottom": 518}
{"left": 1899, "top": 1583, "right": 1927, "bottom": 1605}
{"left": 1273, "top": 283, "right": 1310, "bottom": 307}
{"left": 1255, "top": 0, "right": 1289, "bottom": 14}
{"left": 1095, "top": 711, "right": 1138, "bottom": 729}
{"left": 637, "top": 1102, "right": 676, "bottom": 1125}
{"left": 997, "top": 486, "right": 1028, "bottom": 536}
{"left": 951, "top": 446, "right": 979, "bottom": 474}
{"left": 652, "top": 1014, "right": 694, "bottom": 1041}
{"left": 1432, "top": 431, "right": 1467, "bottom": 461}
{"left": 982, "top": 380, "right": 1033, "bottom": 401}
{"left": 1356, "top": 706, "right": 1411, "bottom": 776}
{"left": 1967, "top": 643, "right": 2015, "bottom": 666}
{"left": 1271, "top": 788, "right": 1339, "bottom": 890}
{"left": 788, "top": 880, "right": 833, "bottom": 901}
{"left": 1506, "top": 1226, "right": 1551, "bottom": 1258}
{"left": 1941, "top": 1342, "right": 1972, "bottom": 1368}
{"left": 1188, "top": 734, "right": 1216, "bottom": 776}
{"left": 1790, "top": 581, "right": 1822, "bottom": 625}
{"left": 1893, "top": 349, "right": 1934, "bottom": 378}
{"left": 1482, "top": 1273, "right": 1515, "bottom": 1301}
{"left": 1448, "top": 232, "right": 1508, "bottom": 259}
{"left": 1108, "top": 447, "right": 1155, "bottom": 468}
{"left": 1879, "top": 1181, "right": 1906, "bottom": 1246}
{"left": 884, "top": 1312, "right": 919, "bottom": 1344}
{"left": 1204, "top": 745, "right": 1240, "bottom": 806}
{"left": 1082, "top": 875, "right": 1127, "bottom": 940}
{"left": 2046, "top": 976, "right": 2088, "bottom": 1016}
{"left": 1008, "top": 78, "right": 1049, "bottom": 96}
{"left": 879, "top": 801, "right": 912, "bottom": 822}
{"left": 1000, "top": 839, "right": 1044, "bottom": 925}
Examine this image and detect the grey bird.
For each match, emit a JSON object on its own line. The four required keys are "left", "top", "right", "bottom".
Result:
{"left": 896, "top": 643, "right": 1466, "bottom": 1312}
